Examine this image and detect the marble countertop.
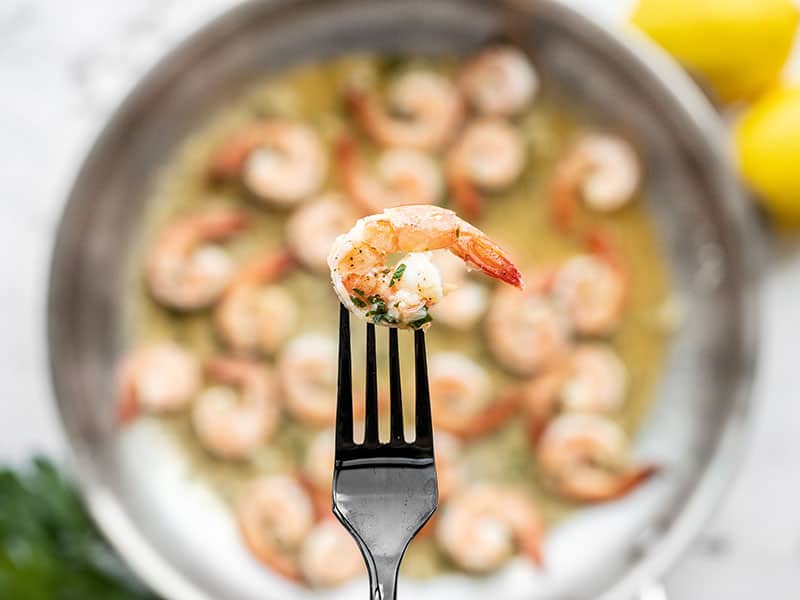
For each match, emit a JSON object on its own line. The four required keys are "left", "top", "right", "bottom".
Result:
{"left": 1, "top": 1, "right": 799, "bottom": 598}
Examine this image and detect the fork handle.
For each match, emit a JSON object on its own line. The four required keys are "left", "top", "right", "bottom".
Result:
{"left": 367, "top": 555, "right": 401, "bottom": 600}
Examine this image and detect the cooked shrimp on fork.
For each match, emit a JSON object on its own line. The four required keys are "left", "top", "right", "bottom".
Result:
{"left": 328, "top": 205, "right": 523, "bottom": 329}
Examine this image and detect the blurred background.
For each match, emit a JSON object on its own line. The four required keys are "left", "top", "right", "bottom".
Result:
{"left": 1, "top": 0, "right": 799, "bottom": 598}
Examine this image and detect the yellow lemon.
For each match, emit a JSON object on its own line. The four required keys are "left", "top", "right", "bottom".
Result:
{"left": 630, "top": 0, "right": 799, "bottom": 103}
{"left": 736, "top": 85, "right": 800, "bottom": 226}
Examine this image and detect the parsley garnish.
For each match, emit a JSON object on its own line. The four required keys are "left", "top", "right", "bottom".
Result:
{"left": 409, "top": 312, "right": 433, "bottom": 329}
{"left": 389, "top": 263, "right": 406, "bottom": 287}
{"left": 350, "top": 296, "right": 367, "bottom": 308}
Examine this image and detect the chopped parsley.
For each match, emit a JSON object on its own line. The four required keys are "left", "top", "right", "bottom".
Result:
{"left": 389, "top": 263, "right": 406, "bottom": 287}
{"left": 409, "top": 312, "right": 433, "bottom": 329}
{"left": 350, "top": 296, "right": 367, "bottom": 308}
{"left": 360, "top": 295, "right": 399, "bottom": 325}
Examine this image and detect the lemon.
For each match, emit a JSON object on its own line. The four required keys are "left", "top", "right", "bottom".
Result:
{"left": 736, "top": 85, "right": 800, "bottom": 226}
{"left": 630, "top": 0, "right": 799, "bottom": 103}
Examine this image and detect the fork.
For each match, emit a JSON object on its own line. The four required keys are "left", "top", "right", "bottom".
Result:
{"left": 332, "top": 304, "right": 438, "bottom": 600}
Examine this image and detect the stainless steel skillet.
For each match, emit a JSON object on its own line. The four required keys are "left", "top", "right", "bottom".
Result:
{"left": 47, "top": 1, "right": 762, "bottom": 598}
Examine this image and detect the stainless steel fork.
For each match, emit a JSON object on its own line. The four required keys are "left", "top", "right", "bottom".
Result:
{"left": 332, "top": 304, "right": 438, "bottom": 600}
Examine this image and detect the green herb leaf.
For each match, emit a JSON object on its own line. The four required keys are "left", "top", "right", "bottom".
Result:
{"left": 350, "top": 296, "right": 367, "bottom": 308}
{"left": 389, "top": 264, "right": 406, "bottom": 287}
{"left": 409, "top": 312, "right": 433, "bottom": 329}
{"left": 0, "top": 457, "right": 159, "bottom": 599}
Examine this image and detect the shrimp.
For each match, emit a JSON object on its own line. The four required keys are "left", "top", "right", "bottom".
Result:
{"left": 347, "top": 70, "right": 464, "bottom": 151}
{"left": 459, "top": 45, "right": 538, "bottom": 117}
{"left": 300, "top": 520, "right": 364, "bottom": 587}
{"left": 286, "top": 194, "right": 358, "bottom": 274}
{"left": 486, "top": 269, "right": 571, "bottom": 376}
{"left": 145, "top": 208, "right": 249, "bottom": 310}
{"left": 209, "top": 120, "right": 327, "bottom": 206}
{"left": 214, "top": 250, "right": 297, "bottom": 356}
{"left": 537, "top": 413, "right": 658, "bottom": 503}
{"left": 429, "top": 281, "right": 489, "bottom": 330}
{"left": 523, "top": 344, "right": 628, "bottom": 442}
{"left": 116, "top": 342, "right": 200, "bottom": 424}
{"left": 336, "top": 136, "right": 442, "bottom": 214}
{"left": 446, "top": 119, "right": 526, "bottom": 218}
{"left": 302, "top": 428, "right": 336, "bottom": 516}
{"left": 549, "top": 134, "right": 641, "bottom": 231}
{"left": 191, "top": 357, "right": 280, "bottom": 460}
{"left": 328, "top": 205, "right": 523, "bottom": 329}
{"left": 551, "top": 237, "right": 626, "bottom": 336}
{"left": 278, "top": 334, "right": 338, "bottom": 427}
{"left": 436, "top": 484, "right": 544, "bottom": 573}
{"left": 236, "top": 475, "right": 315, "bottom": 580}
{"left": 434, "top": 431, "right": 466, "bottom": 502}
{"left": 429, "top": 353, "right": 517, "bottom": 438}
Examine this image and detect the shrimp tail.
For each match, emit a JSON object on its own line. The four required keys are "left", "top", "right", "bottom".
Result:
{"left": 443, "top": 388, "right": 519, "bottom": 439}
{"left": 116, "top": 372, "right": 139, "bottom": 425}
{"left": 334, "top": 135, "right": 370, "bottom": 215}
{"left": 520, "top": 535, "right": 545, "bottom": 568}
{"left": 115, "top": 357, "right": 140, "bottom": 425}
{"left": 205, "top": 209, "right": 252, "bottom": 237}
{"left": 448, "top": 168, "right": 483, "bottom": 220}
{"left": 346, "top": 87, "right": 382, "bottom": 144}
{"left": 454, "top": 231, "right": 524, "bottom": 289}
{"left": 235, "top": 248, "right": 296, "bottom": 286}
{"left": 561, "top": 464, "right": 660, "bottom": 504}
{"left": 208, "top": 123, "right": 272, "bottom": 180}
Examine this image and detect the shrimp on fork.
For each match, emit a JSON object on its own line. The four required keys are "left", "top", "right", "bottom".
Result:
{"left": 327, "top": 205, "right": 523, "bottom": 329}
{"left": 346, "top": 70, "right": 464, "bottom": 151}
{"left": 146, "top": 208, "right": 250, "bottom": 311}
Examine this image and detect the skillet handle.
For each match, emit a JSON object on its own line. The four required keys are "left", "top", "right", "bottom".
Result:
{"left": 637, "top": 582, "right": 668, "bottom": 600}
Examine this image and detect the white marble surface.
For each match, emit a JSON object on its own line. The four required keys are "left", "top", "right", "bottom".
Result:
{"left": 1, "top": 1, "right": 799, "bottom": 598}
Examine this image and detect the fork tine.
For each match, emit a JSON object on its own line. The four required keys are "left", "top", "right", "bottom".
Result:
{"left": 336, "top": 304, "right": 353, "bottom": 447}
{"left": 364, "top": 323, "right": 379, "bottom": 445}
{"left": 388, "top": 328, "right": 404, "bottom": 444}
{"left": 413, "top": 329, "right": 433, "bottom": 449}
